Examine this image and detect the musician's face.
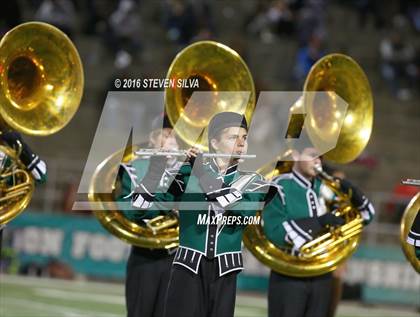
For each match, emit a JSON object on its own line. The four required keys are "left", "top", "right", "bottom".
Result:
{"left": 210, "top": 127, "right": 248, "bottom": 157}
{"left": 150, "top": 128, "right": 179, "bottom": 151}
{"left": 293, "top": 147, "right": 321, "bottom": 179}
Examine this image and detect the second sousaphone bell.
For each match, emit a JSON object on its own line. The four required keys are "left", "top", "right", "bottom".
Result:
{"left": 165, "top": 41, "right": 255, "bottom": 150}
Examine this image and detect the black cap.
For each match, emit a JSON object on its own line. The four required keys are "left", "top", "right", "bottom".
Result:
{"left": 208, "top": 112, "right": 248, "bottom": 142}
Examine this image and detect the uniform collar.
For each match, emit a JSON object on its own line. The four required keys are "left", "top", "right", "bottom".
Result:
{"left": 209, "top": 158, "right": 239, "bottom": 178}
{"left": 292, "top": 169, "right": 313, "bottom": 189}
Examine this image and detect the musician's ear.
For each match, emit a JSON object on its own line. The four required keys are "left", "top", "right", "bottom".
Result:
{"left": 148, "top": 129, "right": 161, "bottom": 147}
{"left": 210, "top": 138, "right": 219, "bottom": 151}
{"left": 291, "top": 149, "right": 300, "bottom": 162}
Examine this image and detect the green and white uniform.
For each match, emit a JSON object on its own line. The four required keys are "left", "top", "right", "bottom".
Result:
{"left": 116, "top": 157, "right": 179, "bottom": 222}
{"left": 263, "top": 170, "right": 374, "bottom": 255}
{"left": 131, "top": 157, "right": 284, "bottom": 317}
{"left": 116, "top": 157, "right": 180, "bottom": 317}
{"left": 133, "top": 158, "right": 283, "bottom": 275}
{"left": 262, "top": 169, "right": 375, "bottom": 317}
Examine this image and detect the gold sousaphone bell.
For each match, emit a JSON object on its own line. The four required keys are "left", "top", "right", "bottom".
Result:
{"left": 89, "top": 41, "right": 256, "bottom": 249}
{"left": 243, "top": 53, "right": 374, "bottom": 277}
{"left": 89, "top": 145, "right": 179, "bottom": 249}
{"left": 165, "top": 40, "right": 255, "bottom": 150}
{"left": 400, "top": 188, "right": 420, "bottom": 273}
{"left": 0, "top": 22, "right": 84, "bottom": 225}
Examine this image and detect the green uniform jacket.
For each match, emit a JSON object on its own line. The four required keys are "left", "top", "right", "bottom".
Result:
{"left": 263, "top": 170, "right": 375, "bottom": 255}
{"left": 128, "top": 158, "right": 284, "bottom": 275}
{"left": 115, "top": 158, "right": 177, "bottom": 222}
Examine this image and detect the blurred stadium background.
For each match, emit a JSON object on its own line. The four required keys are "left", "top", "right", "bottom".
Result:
{"left": 1, "top": 0, "right": 419, "bottom": 316}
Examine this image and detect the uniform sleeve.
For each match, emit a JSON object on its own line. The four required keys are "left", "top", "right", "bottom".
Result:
{"left": 33, "top": 161, "right": 47, "bottom": 184}
{"left": 286, "top": 191, "right": 375, "bottom": 252}
{"left": 115, "top": 163, "right": 160, "bottom": 221}
{"left": 263, "top": 199, "right": 324, "bottom": 253}
{"left": 356, "top": 195, "right": 375, "bottom": 225}
{"left": 340, "top": 179, "right": 375, "bottom": 225}
{"left": 262, "top": 181, "right": 324, "bottom": 253}
{"left": 1, "top": 132, "right": 47, "bottom": 185}
{"left": 164, "top": 163, "right": 190, "bottom": 198}
{"left": 0, "top": 151, "right": 46, "bottom": 186}
{"left": 132, "top": 162, "right": 191, "bottom": 211}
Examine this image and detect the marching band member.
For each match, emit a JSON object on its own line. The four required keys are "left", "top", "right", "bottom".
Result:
{"left": 131, "top": 112, "right": 284, "bottom": 317}
{"left": 0, "top": 131, "right": 47, "bottom": 252}
{"left": 262, "top": 147, "right": 375, "bottom": 317}
{"left": 407, "top": 211, "right": 420, "bottom": 260}
{"left": 115, "top": 115, "right": 180, "bottom": 317}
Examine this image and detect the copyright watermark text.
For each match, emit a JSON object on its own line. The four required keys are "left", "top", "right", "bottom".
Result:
{"left": 114, "top": 78, "right": 199, "bottom": 89}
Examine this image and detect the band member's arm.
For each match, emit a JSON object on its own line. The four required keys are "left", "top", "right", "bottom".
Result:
{"left": 115, "top": 162, "right": 162, "bottom": 220}
{"left": 190, "top": 153, "right": 242, "bottom": 208}
{"left": 151, "top": 151, "right": 243, "bottom": 209}
{"left": 407, "top": 211, "right": 420, "bottom": 260}
{"left": 1, "top": 131, "right": 47, "bottom": 184}
{"left": 131, "top": 156, "right": 169, "bottom": 209}
{"left": 131, "top": 152, "right": 245, "bottom": 210}
{"left": 159, "top": 160, "right": 241, "bottom": 208}
{"left": 263, "top": 197, "right": 344, "bottom": 252}
{"left": 130, "top": 156, "right": 191, "bottom": 210}
{"left": 340, "top": 179, "right": 375, "bottom": 225}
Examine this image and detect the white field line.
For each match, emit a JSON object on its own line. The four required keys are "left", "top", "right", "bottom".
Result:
{"left": 4, "top": 298, "right": 100, "bottom": 317}
{"left": 33, "top": 288, "right": 125, "bottom": 305}
{"left": 0, "top": 274, "right": 124, "bottom": 294}
{"left": 4, "top": 274, "right": 418, "bottom": 317}
{"left": 2, "top": 275, "right": 265, "bottom": 307}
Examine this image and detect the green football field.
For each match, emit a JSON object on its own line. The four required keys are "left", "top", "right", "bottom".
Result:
{"left": 0, "top": 274, "right": 418, "bottom": 317}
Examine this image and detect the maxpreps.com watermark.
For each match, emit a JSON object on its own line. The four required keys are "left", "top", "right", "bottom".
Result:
{"left": 197, "top": 214, "right": 261, "bottom": 226}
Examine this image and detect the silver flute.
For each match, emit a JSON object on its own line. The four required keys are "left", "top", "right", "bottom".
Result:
{"left": 135, "top": 149, "right": 256, "bottom": 159}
